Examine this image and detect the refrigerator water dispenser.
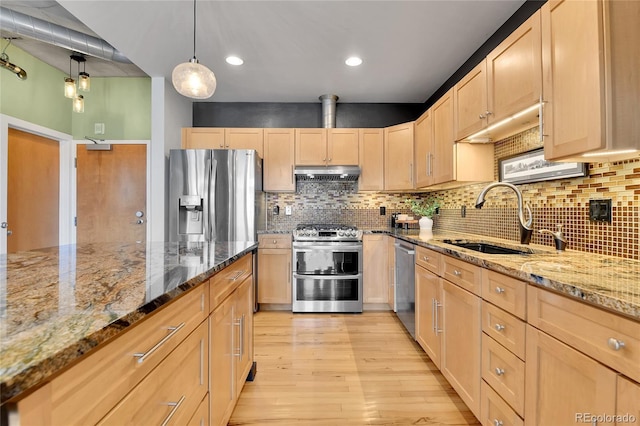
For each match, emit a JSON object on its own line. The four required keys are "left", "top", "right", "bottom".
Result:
{"left": 178, "top": 195, "right": 204, "bottom": 235}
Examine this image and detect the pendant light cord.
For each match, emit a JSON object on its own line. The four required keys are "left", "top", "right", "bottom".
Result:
{"left": 192, "top": 0, "right": 197, "bottom": 59}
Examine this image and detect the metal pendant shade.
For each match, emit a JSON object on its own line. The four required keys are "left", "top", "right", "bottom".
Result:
{"left": 172, "top": 0, "right": 216, "bottom": 99}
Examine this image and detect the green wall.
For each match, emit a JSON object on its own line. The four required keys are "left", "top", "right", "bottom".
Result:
{"left": 1, "top": 45, "right": 151, "bottom": 140}
{"left": 0, "top": 44, "right": 71, "bottom": 134}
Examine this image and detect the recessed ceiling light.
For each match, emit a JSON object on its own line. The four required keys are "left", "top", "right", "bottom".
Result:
{"left": 345, "top": 56, "right": 363, "bottom": 67}
{"left": 226, "top": 56, "right": 244, "bottom": 66}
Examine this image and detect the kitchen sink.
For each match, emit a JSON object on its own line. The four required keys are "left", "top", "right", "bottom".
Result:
{"left": 441, "top": 239, "right": 534, "bottom": 255}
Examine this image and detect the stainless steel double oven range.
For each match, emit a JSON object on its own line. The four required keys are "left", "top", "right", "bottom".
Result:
{"left": 292, "top": 224, "right": 363, "bottom": 313}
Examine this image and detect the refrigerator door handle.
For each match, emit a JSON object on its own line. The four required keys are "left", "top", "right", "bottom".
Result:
{"left": 208, "top": 157, "right": 217, "bottom": 241}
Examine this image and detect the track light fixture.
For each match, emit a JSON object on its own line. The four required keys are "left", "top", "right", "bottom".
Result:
{"left": 1, "top": 38, "right": 27, "bottom": 80}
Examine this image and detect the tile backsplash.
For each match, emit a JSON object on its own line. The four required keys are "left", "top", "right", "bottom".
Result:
{"left": 267, "top": 127, "right": 639, "bottom": 260}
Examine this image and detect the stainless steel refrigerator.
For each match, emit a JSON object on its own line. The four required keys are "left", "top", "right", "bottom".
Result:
{"left": 168, "top": 149, "right": 266, "bottom": 243}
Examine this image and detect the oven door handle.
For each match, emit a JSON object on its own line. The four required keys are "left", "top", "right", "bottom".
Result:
{"left": 293, "top": 273, "right": 363, "bottom": 280}
{"left": 293, "top": 245, "right": 363, "bottom": 251}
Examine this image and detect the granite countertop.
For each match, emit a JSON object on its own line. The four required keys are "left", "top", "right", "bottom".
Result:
{"left": 0, "top": 240, "right": 257, "bottom": 402}
{"left": 385, "top": 229, "right": 640, "bottom": 321}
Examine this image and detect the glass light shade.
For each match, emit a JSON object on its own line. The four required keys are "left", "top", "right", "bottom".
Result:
{"left": 172, "top": 58, "right": 216, "bottom": 99}
{"left": 73, "top": 95, "right": 84, "bottom": 113}
{"left": 78, "top": 72, "right": 90, "bottom": 91}
{"left": 64, "top": 77, "right": 76, "bottom": 98}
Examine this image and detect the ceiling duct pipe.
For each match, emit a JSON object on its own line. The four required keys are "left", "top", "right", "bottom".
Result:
{"left": 0, "top": 7, "right": 132, "bottom": 63}
{"left": 319, "top": 94, "right": 338, "bottom": 128}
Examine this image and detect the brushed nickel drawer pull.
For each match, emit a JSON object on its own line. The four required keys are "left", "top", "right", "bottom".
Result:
{"left": 161, "top": 395, "right": 186, "bottom": 426}
{"left": 608, "top": 338, "right": 625, "bottom": 351}
{"left": 423, "top": 255, "right": 429, "bottom": 261}
{"left": 495, "top": 367, "right": 505, "bottom": 376}
{"left": 273, "top": 239, "right": 277, "bottom": 244}
{"left": 495, "top": 286, "right": 505, "bottom": 294}
{"left": 228, "top": 270, "right": 245, "bottom": 281}
{"left": 493, "top": 420, "right": 504, "bottom": 426}
{"left": 133, "top": 322, "right": 186, "bottom": 363}
{"left": 453, "top": 269, "right": 462, "bottom": 277}
{"left": 494, "top": 323, "right": 505, "bottom": 332}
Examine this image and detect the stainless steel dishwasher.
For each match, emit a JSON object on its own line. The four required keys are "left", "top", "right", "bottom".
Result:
{"left": 395, "top": 241, "right": 416, "bottom": 338}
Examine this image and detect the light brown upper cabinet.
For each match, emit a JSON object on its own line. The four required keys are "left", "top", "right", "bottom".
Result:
{"left": 414, "top": 89, "right": 493, "bottom": 190}
{"left": 181, "top": 127, "right": 225, "bottom": 149}
{"left": 454, "top": 11, "right": 542, "bottom": 142}
{"left": 541, "top": 0, "right": 640, "bottom": 162}
{"left": 358, "top": 128, "right": 385, "bottom": 191}
{"left": 263, "top": 129, "right": 295, "bottom": 192}
{"left": 295, "top": 128, "right": 359, "bottom": 166}
{"left": 384, "top": 122, "right": 414, "bottom": 191}
{"left": 181, "top": 127, "right": 264, "bottom": 159}
{"left": 225, "top": 128, "right": 264, "bottom": 158}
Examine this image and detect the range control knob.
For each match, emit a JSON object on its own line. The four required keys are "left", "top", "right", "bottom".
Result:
{"left": 338, "top": 231, "right": 344, "bottom": 237}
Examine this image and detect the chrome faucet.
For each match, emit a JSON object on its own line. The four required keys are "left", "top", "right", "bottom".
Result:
{"left": 539, "top": 224, "right": 567, "bottom": 251}
{"left": 475, "top": 182, "right": 533, "bottom": 245}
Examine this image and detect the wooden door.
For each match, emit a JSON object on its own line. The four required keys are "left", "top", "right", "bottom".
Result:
{"left": 210, "top": 299, "right": 235, "bottom": 426}
{"left": 295, "top": 128, "right": 327, "bottom": 165}
{"left": 225, "top": 128, "right": 264, "bottom": 159}
{"left": 432, "top": 90, "right": 455, "bottom": 185}
{"left": 7, "top": 128, "right": 59, "bottom": 252}
{"left": 487, "top": 10, "right": 541, "bottom": 124}
{"left": 76, "top": 144, "right": 146, "bottom": 244}
{"left": 327, "top": 128, "right": 359, "bottom": 165}
{"left": 415, "top": 265, "right": 441, "bottom": 369}
{"left": 454, "top": 60, "right": 488, "bottom": 140}
{"left": 358, "top": 129, "right": 384, "bottom": 191}
{"left": 383, "top": 122, "right": 414, "bottom": 191}
{"left": 414, "top": 109, "right": 433, "bottom": 188}
{"left": 441, "top": 279, "right": 482, "bottom": 419}
{"left": 525, "top": 325, "right": 617, "bottom": 425}
{"left": 362, "top": 234, "right": 388, "bottom": 304}
{"left": 263, "top": 129, "right": 295, "bottom": 192}
{"left": 541, "top": 0, "right": 604, "bottom": 159}
{"left": 257, "top": 248, "right": 291, "bottom": 304}
{"left": 181, "top": 128, "right": 225, "bottom": 149}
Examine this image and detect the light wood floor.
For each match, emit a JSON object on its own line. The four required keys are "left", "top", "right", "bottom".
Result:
{"left": 229, "top": 311, "right": 480, "bottom": 425}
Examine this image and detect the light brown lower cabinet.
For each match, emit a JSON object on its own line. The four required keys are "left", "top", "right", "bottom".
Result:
{"left": 480, "top": 381, "right": 524, "bottom": 426}
{"left": 257, "top": 234, "right": 292, "bottom": 306}
{"left": 387, "top": 236, "right": 396, "bottom": 311}
{"left": 415, "top": 262, "right": 442, "bottom": 369}
{"left": 363, "top": 234, "right": 388, "bottom": 305}
{"left": 525, "top": 325, "right": 617, "bottom": 425}
{"left": 441, "top": 279, "right": 482, "bottom": 420}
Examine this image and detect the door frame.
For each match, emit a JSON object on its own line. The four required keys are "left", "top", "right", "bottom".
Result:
{"left": 72, "top": 141, "right": 151, "bottom": 245}
{"left": 0, "top": 114, "right": 152, "bottom": 254}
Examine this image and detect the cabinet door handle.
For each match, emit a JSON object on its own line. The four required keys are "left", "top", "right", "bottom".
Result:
{"left": 432, "top": 298, "right": 436, "bottom": 333}
{"left": 453, "top": 269, "right": 462, "bottom": 277}
{"left": 494, "top": 324, "right": 505, "bottom": 332}
{"left": 608, "top": 338, "right": 625, "bottom": 351}
{"left": 422, "top": 255, "right": 429, "bottom": 261}
{"left": 288, "top": 262, "right": 291, "bottom": 284}
{"left": 410, "top": 163, "right": 413, "bottom": 185}
{"left": 291, "top": 165, "right": 294, "bottom": 184}
{"left": 495, "top": 367, "right": 505, "bottom": 376}
{"left": 240, "top": 313, "right": 245, "bottom": 357}
{"left": 434, "top": 300, "right": 442, "bottom": 334}
{"left": 493, "top": 420, "right": 504, "bottom": 426}
{"left": 495, "top": 286, "right": 505, "bottom": 294}
{"left": 228, "top": 270, "right": 245, "bottom": 281}
{"left": 479, "top": 113, "right": 486, "bottom": 120}
{"left": 133, "top": 323, "right": 185, "bottom": 363}
{"left": 161, "top": 395, "right": 186, "bottom": 426}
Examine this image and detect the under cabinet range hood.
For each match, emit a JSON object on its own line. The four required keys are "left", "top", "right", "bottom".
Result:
{"left": 295, "top": 165, "right": 360, "bottom": 181}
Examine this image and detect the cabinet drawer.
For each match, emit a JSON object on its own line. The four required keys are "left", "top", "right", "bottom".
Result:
{"left": 258, "top": 233, "right": 292, "bottom": 249}
{"left": 47, "top": 285, "right": 208, "bottom": 425}
{"left": 187, "top": 393, "right": 209, "bottom": 426}
{"left": 210, "top": 254, "right": 253, "bottom": 309}
{"left": 482, "top": 301, "right": 526, "bottom": 360}
{"left": 442, "top": 256, "right": 482, "bottom": 296}
{"left": 528, "top": 285, "right": 640, "bottom": 383}
{"left": 482, "top": 270, "right": 527, "bottom": 319}
{"left": 415, "top": 246, "right": 441, "bottom": 275}
{"left": 481, "top": 333, "right": 525, "bottom": 417}
{"left": 99, "top": 321, "right": 209, "bottom": 425}
{"left": 481, "top": 381, "right": 524, "bottom": 426}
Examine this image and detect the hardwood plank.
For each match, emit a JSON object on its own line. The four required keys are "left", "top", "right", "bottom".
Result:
{"left": 229, "top": 311, "right": 479, "bottom": 425}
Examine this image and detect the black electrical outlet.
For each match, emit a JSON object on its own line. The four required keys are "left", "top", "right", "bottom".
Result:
{"left": 589, "top": 199, "right": 612, "bottom": 223}
{"left": 380, "top": 206, "right": 386, "bottom": 215}
{"left": 273, "top": 205, "right": 280, "bottom": 215}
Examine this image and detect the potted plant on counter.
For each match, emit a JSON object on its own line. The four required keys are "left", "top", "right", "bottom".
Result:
{"left": 405, "top": 196, "right": 440, "bottom": 231}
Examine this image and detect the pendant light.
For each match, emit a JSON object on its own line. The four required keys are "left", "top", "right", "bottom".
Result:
{"left": 64, "top": 56, "right": 76, "bottom": 98}
{"left": 172, "top": 0, "right": 216, "bottom": 99}
{"left": 73, "top": 94, "right": 84, "bottom": 113}
{"left": 78, "top": 58, "right": 90, "bottom": 92}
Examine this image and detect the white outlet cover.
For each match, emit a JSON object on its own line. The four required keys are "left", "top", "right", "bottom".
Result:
{"left": 94, "top": 123, "right": 105, "bottom": 134}
{"left": 285, "top": 206, "right": 292, "bottom": 215}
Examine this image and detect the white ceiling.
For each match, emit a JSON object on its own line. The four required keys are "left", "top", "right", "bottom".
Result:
{"left": 2, "top": 0, "right": 527, "bottom": 103}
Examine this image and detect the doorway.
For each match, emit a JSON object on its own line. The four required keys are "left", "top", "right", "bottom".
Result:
{"left": 76, "top": 144, "right": 147, "bottom": 244}
{"left": 7, "top": 128, "right": 59, "bottom": 253}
